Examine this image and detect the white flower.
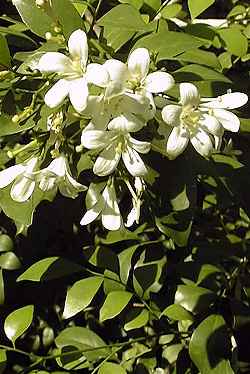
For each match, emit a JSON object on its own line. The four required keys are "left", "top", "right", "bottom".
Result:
{"left": 125, "top": 177, "right": 145, "bottom": 227}
{"left": 80, "top": 182, "right": 122, "bottom": 231}
{"left": 81, "top": 122, "right": 151, "bottom": 177}
{"left": 0, "top": 156, "right": 39, "bottom": 202}
{"left": 127, "top": 48, "right": 175, "bottom": 94}
{"left": 161, "top": 83, "right": 248, "bottom": 159}
{"left": 37, "top": 154, "right": 86, "bottom": 198}
{"left": 38, "top": 29, "right": 109, "bottom": 112}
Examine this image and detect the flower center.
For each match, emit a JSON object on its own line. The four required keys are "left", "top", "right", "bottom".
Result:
{"left": 180, "top": 105, "right": 201, "bottom": 132}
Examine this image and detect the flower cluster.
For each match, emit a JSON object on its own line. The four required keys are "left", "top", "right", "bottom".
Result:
{"left": 0, "top": 29, "right": 248, "bottom": 231}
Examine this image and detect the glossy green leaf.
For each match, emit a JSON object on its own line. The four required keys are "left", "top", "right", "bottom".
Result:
{"left": 51, "top": 0, "right": 84, "bottom": 39}
{"left": 163, "top": 344, "right": 183, "bottom": 364}
{"left": 174, "top": 64, "right": 231, "bottom": 83}
{"left": 17, "top": 256, "right": 82, "bottom": 282}
{"left": 118, "top": 245, "right": 139, "bottom": 284}
{"left": 175, "top": 285, "right": 216, "bottom": 313}
{"left": 189, "top": 314, "right": 232, "bottom": 373}
{"left": 98, "top": 362, "right": 127, "bottom": 374}
{"left": 0, "top": 270, "right": 4, "bottom": 305}
{"left": 118, "top": 0, "right": 143, "bottom": 10}
{"left": 161, "top": 3, "right": 182, "bottom": 19}
{"left": 4, "top": 305, "right": 34, "bottom": 344}
{"left": 0, "top": 114, "right": 35, "bottom": 136}
{"left": 0, "top": 349, "right": 7, "bottom": 374}
{"left": 0, "top": 252, "right": 21, "bottom": 270}
{"left": 188, "top": 0, "right": 215, "bottom": 19}
{"left": 63, "top": 276, "right": 103, "bottom": 319}
{"left": 0, "top": 234, "right": 14, "bottom": 252}
{"left": 124, "top": 309, "right": 149, "bottom": 331}
{"left": 218, "top": 27, "right": 248, "bottom": 57}
{"left": 100, "top": 291, "right": 133, "bottom": 322}
{"left": 12, "top": 0, "right": 53, "bottom": 38}
{"left": 161, "top": 304, "right": 193, "bottom": 321}
{"left": 0, "top": 35, "right": 11, "bottom": 67}
{"left": 175, "top": 49, "right": 220, "bottom": 69}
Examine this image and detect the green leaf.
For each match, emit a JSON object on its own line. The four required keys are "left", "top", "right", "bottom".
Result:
{"left": 189, "top": 314, "right": 232, "bottom": 373}
{"left": 161, "top": 304, "right": 193, "bottom": 321}
{"left": 0, "top": 349, "right": 7, "bottom": 374}
{"left": 162, "top": 344, "right": 183, "bottom": 364}
{"left": 218, "top": 27, "right": 248, "bottom": 57}
{"left": 174, "top": 64, "right": 231, "bottom": 83}
{"left": 55, "top": 327, "right": 110, "bottom": 369}
{"left": 0, "top": 114, "right": 35, "bottom": 136}
{"left": 124, "top": 309, "right": 149, "bottom": 331}
{"left": 63, "top": 276, "right": 103, "bottom": 319}
{"left": 0, "top": 234, "right": 14, "bottom": 252}
{"left": 98, "top": 362, "right": 127, "bottom": 374}
{"left": 0, "top": 270, "right": 4, "bottom": 305}
{"left": 118, "top": 245, "right": 139, "bottom": 284}
{"left": 188, "top": 0, "right": 215, "bottom": 19}
{"left": 17, "top": 256, "right": 82, "bottom": 282}
{"left": 51, "top": 0, "right": 84, "bottom": 40}
{"left": 118, "top": 0, "right": 144, "bottom": 10}
{"left": 161, "top": 3, "right": 182, "bottom": 19}
{"left": 0, "top": 252, "right": 21, "bottom": 270}
{"left": 4, "top": 305, "right": 34, "bottom": 345}
{"left": 133, "top": 31, "right": 203, "bottom": 61}
{"left": 100, "top": 291, "right": 133, "bottom": 322}
{"left": 144, "top": 0, "right": 161, "bottom": 10}
{"left": 174, "top": 49, "right": 220, "bottom": 69}
{"left": 0, "top": 35, "right": 11, "bottom": 67}
{"left": 175, "top": 285, "right": 216, "bottom": 313}
{"left": 97, "top": 4, "right": 148, "bottom": 50}
{"left": 12, "top": 0, "right": 53, "bottom": 38}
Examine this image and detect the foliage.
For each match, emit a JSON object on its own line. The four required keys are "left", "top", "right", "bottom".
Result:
{"left": 0, "top": 0, "right": 249, "bottom": 373}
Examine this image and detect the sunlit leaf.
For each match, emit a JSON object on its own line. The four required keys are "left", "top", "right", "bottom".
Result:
{"left": 4, "top": 305, "right": 34, "bottom": 345}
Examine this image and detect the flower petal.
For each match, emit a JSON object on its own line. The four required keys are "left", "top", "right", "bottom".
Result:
{"left": 122, "top": 146, "right": 147, "bottom": 176}
{"left": 190, "top": 129, "right": 213, "bottom": 157}
{"left": 0, "top": 164, "right": 25, "bottom": 188}
{"left": 81, "top": 130, "right": 115, "bottom": 149}
{"left": 162, "top": 104, "right": 181, "bottom": 126}
{"left": 93, "top": 144, "right": 121, "bottom": 176}
{"left": 128, "top": 48, "right": 150, "bottom": 81}
{"left": 201, "top": 92, "right": 248, "bottom": 109}
{"left": 80, "top": 199, "right": 104, "bottom": 226}
{"left": 145, "top": 72, "right": 174, "bottom": 93}
{"left": 102, "top": 185, "right": 122, "bottom": 231}
{"left": 68, "top": 29, "right": 88, "bottom": 68}
{"left": 39, "top": 52, "right": 73, "bottom": 74}
{"left": 58, "top": 174, "right": 86, "bottom": 198}
{"left": 103, "top": 59, "right": 128, "bottom": 99}
{"left": 11, "top": 176, "right": 35, "bottom": 202}
{"left": 199, "top": 113, "right": 222, "bottom": 135}
{"left": 213, "top": 108, "right": 240, "bottom": 132}
{"left": 86, "top": 63, "right": 110, "bottom": 87}
{"left": 129, "top": 136, "right": 151, "bottom": 154}
{"left": 69, "top": 77, "right": 88, "bottom": 112}
{"left": 166, "top": 126, "right": 189, "bottom": 159}
{"left": 180, "top": 83, "right": 200, "bottom": 106}
{"left": 108, "top": 113, "right": 145, "bottom": 133}
{"left": 44, "top": 79, "right": 70, "bottom": 108}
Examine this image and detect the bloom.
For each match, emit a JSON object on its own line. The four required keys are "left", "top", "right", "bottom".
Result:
{"left": 38, "top": 29, "right": 109, "bottom": 112}
{"left": 81, "top": 119, "right": 151, "bottom": 177}
{"left": 161, "top": 83, "right": 248, "bottom": 159}
{"left": 80, "top": 182, "right": 122, "bottom": 231}
{"left": 0, "top": 156, "right": 39, "bottom": 202}
{"left": 37, "top": 154, "right": 86, "bottom": 198}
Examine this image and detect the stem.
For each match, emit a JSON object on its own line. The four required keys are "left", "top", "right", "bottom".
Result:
{"left": 151, "top": 143, "right": 169, "bottom": 158}
{"left": 91, "top": 346, "right": 121, "bottom": 374}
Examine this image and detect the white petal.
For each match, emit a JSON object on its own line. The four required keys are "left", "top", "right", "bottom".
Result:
{"left": 47, "top": 156, "right": 67, "bottom": 177}
{"left": 39, "top": 52, "right": 73, "bottom": 74}
{"left": 81, "top": 130, "right": 115, "bottom": 149}
{"left": 39, "top": 174, "right": 56, "bottom": 192}
{"left": 0, "top": 164, "right": 25, "bottom": 188}
{"left": 93, "top": 144, "right": 120, "bottom": 176}
{"left": 180, "top": 83, "right": 200, "bottom": 106}
{"left": 128, "top": 136, "right": 151, "bottom": 154}
{"left": 199, "top": 113, "right": 222, "bottom": 135}
{"left": 213, "top": 109, "right": 240, "bottom": 132}
{"left": 68, "top": 29, "right": 88, "bottom": 68}
{"left": 58, "top": 175, "right": 85, "bottom": 198}
{"left": 201, "top": 92, "right": 248, "bottom": 109}
{"left": 166, "top": 126, "right": 189, "bottom": 159}
{"left": 103, "top": 59, "right": 128, "bottom": 82}
{"left": 190, "top": 129, "right": 213, "bottom": 157}
{"left": 145, "top": 72, "right": 174, "bottom": 93}
{"left": 69, "top": 77, "right": 88, "bottom": 112}
{"left": 128, "top": 48, "right": 150, "bottom": 81}
{"left": 108, "top": 113, "right": 145, "bottom": 133}
{"left": 80, "top": 199, "right": 104, "bottom": 225}
{"left": 122, "top": 146, "right": 147, "bottom": 176}
{"left": 102, "top": 185, "right": 122, "bottom": 231}
{"left": 86, "top": 63, "right": 110, "bottom": 87}
{"left": 162, "top": 104, "right": 181, "bottom": 126}
{"left": 44, "top": 79, "right": 70, "bottom": 108}
{"left": 11, "top": 176, "right": 35, "bottom": 202}
{"left": 85, "top": 183, "right": 103, "bottom": 209}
